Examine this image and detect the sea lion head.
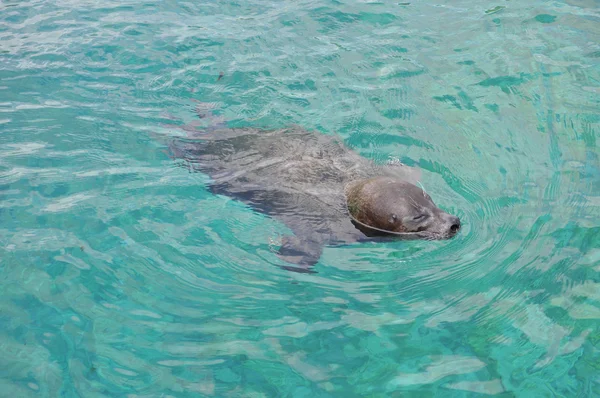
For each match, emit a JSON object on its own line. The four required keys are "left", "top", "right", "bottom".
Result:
{"left": 344, "top": 176, "right": 460, "bottom": 240}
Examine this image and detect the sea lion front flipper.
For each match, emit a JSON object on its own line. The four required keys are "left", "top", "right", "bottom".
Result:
{"left": 276, "top": 235, "right": 323, "bottom": 273}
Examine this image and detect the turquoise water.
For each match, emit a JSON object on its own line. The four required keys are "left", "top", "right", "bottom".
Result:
{"left": 1, "top": 0, "right": 599, "bottom": 396}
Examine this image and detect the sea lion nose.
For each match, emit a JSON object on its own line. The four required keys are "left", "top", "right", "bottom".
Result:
{"left": 448, "top": 215, "right": 460, "bottom": 233}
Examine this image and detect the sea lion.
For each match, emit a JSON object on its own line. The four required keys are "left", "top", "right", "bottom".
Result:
{"left": 164, "top": 116, "right": 460, "bottom": 272}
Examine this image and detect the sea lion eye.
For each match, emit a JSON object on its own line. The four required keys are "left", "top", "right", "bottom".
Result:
{"left": 413, "top": 214, "right": 425, "bottom": 221}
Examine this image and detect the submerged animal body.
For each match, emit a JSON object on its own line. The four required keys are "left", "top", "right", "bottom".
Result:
{"left": 166, "top": 124, "right": 460, "bottom": 271}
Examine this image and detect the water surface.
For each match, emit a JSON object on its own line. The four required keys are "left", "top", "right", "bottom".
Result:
{"left": 1, "top": 0, "right": 599, "bottom": 396}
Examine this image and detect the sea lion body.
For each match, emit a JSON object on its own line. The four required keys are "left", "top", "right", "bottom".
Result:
{"left": 167, "top": 124, "right": 459, "bottom": 271}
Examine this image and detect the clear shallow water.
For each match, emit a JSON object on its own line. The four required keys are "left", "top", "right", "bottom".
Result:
{"left": 1, "top": 0, "right": 599, "bottom": 396}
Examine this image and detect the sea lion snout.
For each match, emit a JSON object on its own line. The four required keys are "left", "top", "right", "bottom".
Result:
{"left": 440, "top": 213, "right": 461, "bottom": 237}
{"left": 426, "top": 209, "right": 460, "bottom": 239}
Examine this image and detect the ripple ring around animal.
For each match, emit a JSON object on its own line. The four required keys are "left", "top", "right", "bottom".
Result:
{"left": 160, "top": 108, "right": 461, "bottom": 273}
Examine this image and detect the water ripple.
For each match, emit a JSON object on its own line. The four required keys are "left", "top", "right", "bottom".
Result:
{"left": 1, "top": 0, "right": 599, "bottom": 395}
